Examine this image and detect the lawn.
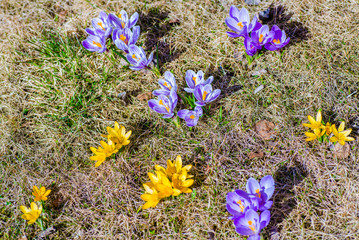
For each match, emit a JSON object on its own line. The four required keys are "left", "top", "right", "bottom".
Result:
{"left": 1, "top": 0, "right": 358, "bottom": 239}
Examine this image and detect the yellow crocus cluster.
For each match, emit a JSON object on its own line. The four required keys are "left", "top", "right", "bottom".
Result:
{"left": 141, "top": 155, "right": 194, "bottom": 209}
{"left": 19, "top": 185, "right": 51, "bottom": 225}
{"left": 303, "top": 110, "right": 354, "bottom": 145}
{"left": 90, "top": 122, "right": 132, "bottom": 167}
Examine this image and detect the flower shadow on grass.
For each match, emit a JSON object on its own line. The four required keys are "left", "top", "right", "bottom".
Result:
{"left": 137, "top": 8, "right": 181, "bottom": 69}
{"left": 259, "top": 4, "right": 311, "bottom": 45}
{"left": 269, "top": 161, "right": 308, "bottom": 236}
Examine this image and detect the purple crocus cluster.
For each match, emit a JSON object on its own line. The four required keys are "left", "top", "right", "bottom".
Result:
{"left": 148, "top": 70, "right": 221, "bottom": 127}
{"left": 148, "top": 71, "right": 178, "bottom": 119}
{"left": 226, "top": 175, "right": 275, "bottom": 240}
{"left": 178, "top": 70, "right": 220, "bottom": 126}
{"left": 225, "top": 6, "right": 290, "bottom": 56}
{"left": 82, "top": 11, "right": 154, "bottom": 71}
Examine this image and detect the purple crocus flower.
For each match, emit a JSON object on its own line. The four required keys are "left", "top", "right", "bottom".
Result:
{"left": 246, "top": 175, "right": 275, "bottom": 211}
{"left": 225, "top": 6, "right": 261, "bottom": 38}
{"left": 177, "top": 106, "right": 203, "bottom": 127}
{"left": 264, "top": 25, "right": 290, "bottom": 51}
{"left": 184, "top": 70, "right": 213, "bottom": 93}
{"left": 82, "top": 34, "right": 106, "bottom": 53}
{"left": 113, "top": 26, "right": 140, "bottom": 53}
{"left": 108, "top": 10, "right": 139, "bottom": 30}
{"left": 244, "top": 36, "right": 261, "bottom": 56}
{"left": 193, "top": 84, "right": 221, "bottom": 107}
{"left": 153, "top": 71, "right": 177, "bottom": 96}
{"left": 85, "top": 11, "right": 112, "bottom": 38}
{"left": 148, "top": 90, "right": 178, "bottom": 118}
{"left": 233, "top": 209, "right": 271, "bottom": 240}
{"left": 126, "top": 45, "right": 154, "bottom": 71}
{"left": 251, "top": 25, "right": 274, "bottom": 48}
{"left": 226, "top": 190, "right": 259, "bottom": 220}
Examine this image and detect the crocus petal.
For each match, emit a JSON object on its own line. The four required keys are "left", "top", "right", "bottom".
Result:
{"left": 153, "top": 89, "right": 170, "bottom": 96}
{"left": 225, "top": 17, "right": 242, "bottom": 32}
{"left": 259, "top": 210, "right": 271, "bottom": 229}
{"left": 246, "top": 178, "right": 260, "bottom": 195}
{"left": 226, "top": 31, "right": 242, "bottom": 38}
{"left": 177, "top": 109, "right": 190, "bottom": 119}
{"left": 129, "top": 12, "right": 139, "bottom": 28}
{"left": 338, "top": 122, "right": 345, "bottom": 132}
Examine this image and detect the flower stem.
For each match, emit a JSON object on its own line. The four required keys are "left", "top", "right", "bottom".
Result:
{"left": 172, "top": 116, "right": 181, "bottom": 128}
{"left": 151, "top": 66, "right": 161, "bottom": 77}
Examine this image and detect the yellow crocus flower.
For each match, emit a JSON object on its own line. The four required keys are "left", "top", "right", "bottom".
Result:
{"left": 330, "top": 122, "right": 355, "bottom": 145}
{"left": 101, "top": 122, "right": 132, "bottom": 150}
{"left": 155, "top": 155, "right": 192, "bottom": 178}
{"left": 89, "top": 139, "right": 118, "bottom": 167}
{"left": 19, "top": 202, "right": 42, "bottom": 225}
{"left": 140, "top": 183, "right": 161, "bottom": 209}
{"left": 303, "top": 110, "right": 324, "bottom": 131}
{"left": 321, "top": 122, "right": 333, "bottom": 135}
{"left": 32, "top": 186, "right": 51, "bottom": 202}
{"left": 304, "top": 128, "right": 325, "bottom": 142}
{"left": 172, "top": 169, "right": 194, "bottom": 195}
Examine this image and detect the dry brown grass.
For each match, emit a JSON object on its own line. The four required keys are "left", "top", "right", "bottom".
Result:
{"left": 1, "top": 0, "right": 359, "bottom": 239}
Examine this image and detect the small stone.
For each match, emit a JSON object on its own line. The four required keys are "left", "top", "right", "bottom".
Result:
{"left": 117, "top": 92, "right": 126, "bottom": 100}
{"left": 254, "top": 85, "right": 264, "bottom": 94}
{"left": 251, "top": 69, "right": 267, "bottom": 76}
{"left": 245, "top": 0, "right": 261, "bottom": 5}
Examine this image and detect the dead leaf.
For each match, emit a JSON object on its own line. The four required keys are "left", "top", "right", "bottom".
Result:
{"left": 333, "top": 142, "right": 350, "bottom": 159}
{"left": 137, "top": 92, "right": 153, "bottom": 101}
{"left": 169, "top": 19, "right": 180, "bottom": 24}
{"left": 17, "top": 237, "right": 27, "bottom": 240}
{"left": 254, "top": 120, "right": 276, "bottom": 140}
{"left": 248, "top": 151, "right": 265, "bottom": 159}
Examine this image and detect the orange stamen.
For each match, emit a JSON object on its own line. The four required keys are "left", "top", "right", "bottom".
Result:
{"left": 120, "top": 34, "right": 128, "bottom": 45}
{"left": 190, "top": 115, "right": 195, "bottom": 119}
{"left": 164, "top": 82, "right": 171, "bottom": 89}
{"left": 248, "top": 221, "right": 256, "bottom": 232}
{"left": 121, "top": 22, "right": 125, "bottom": 28}
{"left": 159, "top": 99, "right": 170, "bottom": 112}
{"left": 97, "top": 22, "right": 105, "bottom": 31}
{"left": 92, "top": 41, "right": 102, "bottom": 48}
{"left": 237, "top": 22, "right": 244, "bottom": 29}
{"left": 192, "top": 76, "right": 197, "bottom": 85}
{"left": 118, "top": 14, "right": 122, "bottom": 19}
{"left": 202, "top": 91, "right": 208, "bottom": 101}
{"left": 236, "top": 200, "right": 245, "bottom": 212}
{"left": 255, "top": 189, "right": 261, "bottom": 198}
{"left": 259, "top": 34, "right": 264, "bottom": 43}
{"left": 273, "top": 39, "right": 280, "bottom": 44}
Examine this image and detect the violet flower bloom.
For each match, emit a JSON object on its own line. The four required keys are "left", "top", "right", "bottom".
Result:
{"left": 177, "top": 106, "right": 203, "bottom": 127}
{"left": 264, "top": 25, "right": 290, "bottom": 51}
{"left": 246, "top": 175, "right": 275, "bottom": 211}
{"left": 108, "top": 10, "right": 139, "bottom": 30}
{"left": 184, "top": 70, "right": 213, "bottom": 93}
{"left": 251, "top": 25, "right": 274, "bottom": 48}
{"left": 153, "top": 71, "right": 177, "bottom": 96}
{"left": 226, "top": 190, "right": 259, "bottom": 220}
{"left": 193, "top": 84, "right": 221, "bottom": 107}
{"left": 244, "top": 36, "right": 261, "bottom": 56}
{"left": 225, "top": 6, "right": 261, "bottom": 38}
{"left": 82, "top": 34, "right": 106, "bottom": 53}
{"left": 113, "top": 26, "right": 140, "bottom": 53}
{"left": 86, "top": 11, "right": 112, "bottom": 38}
{"left": 233, "top": 209, "right": 271, "bottom": 240}
{"left": 148, "top": 90, "right": 178, "bottom": 118}
{"left": 126, "top": 45, "right": 154, "bottom": 71}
